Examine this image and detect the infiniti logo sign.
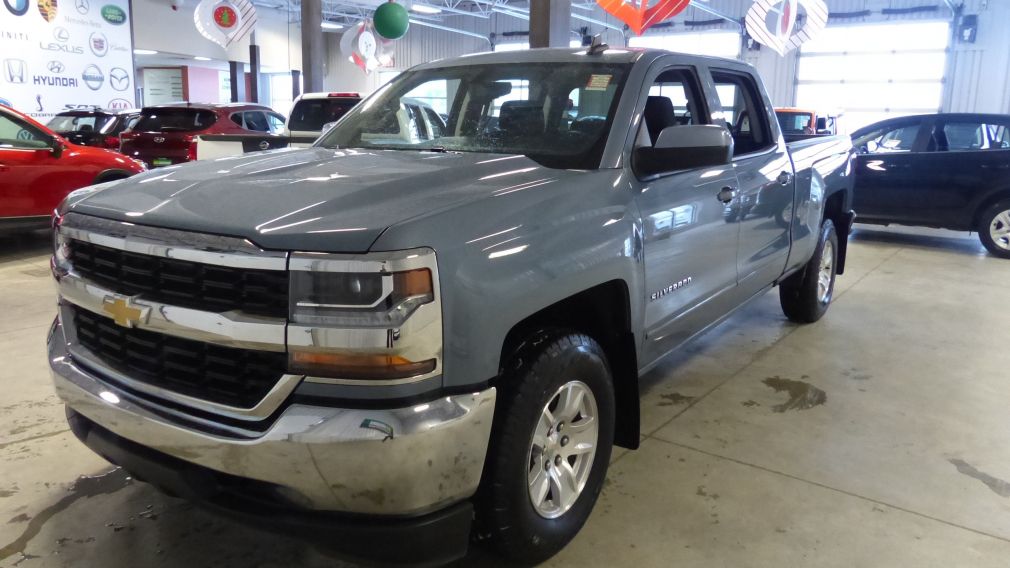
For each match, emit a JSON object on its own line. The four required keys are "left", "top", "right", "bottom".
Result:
{"left": 81, "top": 64, "right": 104, "bottom": 90}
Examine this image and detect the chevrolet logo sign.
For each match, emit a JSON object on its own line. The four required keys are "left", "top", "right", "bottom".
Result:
{"left": 102, "top": 295, "right": 150, "bottom": 328}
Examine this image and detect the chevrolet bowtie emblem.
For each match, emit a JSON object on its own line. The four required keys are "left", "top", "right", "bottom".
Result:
{"left": 102, "top": 296, "right": 150, "bottom": 328}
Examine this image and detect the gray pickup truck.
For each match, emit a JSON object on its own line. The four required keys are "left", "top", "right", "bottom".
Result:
{"left": 48, "top": 46, "right": 854, "bottom": 565}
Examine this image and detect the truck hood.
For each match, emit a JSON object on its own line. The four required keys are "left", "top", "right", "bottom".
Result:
{"left": 67, "top": 147, "right": 572, "bottom": 252}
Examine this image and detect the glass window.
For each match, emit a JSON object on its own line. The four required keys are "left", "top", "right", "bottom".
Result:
{"left": 242, "top": 111, "right": 270, "bottom": 132}
{"left": 640, "top": 69, "right": 704, "bottom": 147}
{"left": 318, "top": 62, "right": 631, "bottom": 170}
{"left": 0, "top": 113, "right": 50, "bottom": 149}
{"left": 628, "top": 32, "right": 741, "bottom": 59}
{"left": 855, "top": 123, "right": 921, "bottom": 153}
{"left": 712, "top": 71, "right": 771, "bottom": 156}
{"left": 988, "top": 125, "right": 1010, "bottom": 149}
{"left": 941, "top": 122, "right": 986, "bottom": 151}
{"left": 267, "top": 112, "right": 286, "bottom": 134}
{"left": 777, "top": 111, "right": 815, "bottom": 134}
{"left": 133, "top": 109, "right": 217, "bottom": 132}
{"left": 288, "top": 98, "right": 360, "bottom": 132}
{"left": 230, "top": 113, "right": 245, "bottom": 128}
{"left": 796, "top": 22, "right": 950, "bottom": 131}
{"left": 268, "top": 73, "right": 294, "bottom": 117}
{"left": 46, "top": 114, "right": 112, "bottom": 134}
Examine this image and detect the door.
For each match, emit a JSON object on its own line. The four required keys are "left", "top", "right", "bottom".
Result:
{"left": 709, "top": 69, "right": 794, "bottom": 295}
{"left": 0, "top": 111, "right": 64, "bottom": 218}
{"left": 851, "top": 117, "right": 930, "bottom": 223}
{"left": 633, "top": 65, "right": 741, "bottom": 364}
{"left": 907, "top": 117, "right": 1010, "bottom": 228}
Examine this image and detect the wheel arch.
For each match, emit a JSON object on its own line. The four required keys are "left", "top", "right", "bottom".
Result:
{"left": 971, "top": 188, "right": 1010, "bottom": 230}
{"left": 822, "top": 188, "right": 852, "bottom": 274}
{"left": 496, "top": 280, "right": 640, "bottom": 450}
{"left": 93, "top": 168, "right": 135, "bottom": 185}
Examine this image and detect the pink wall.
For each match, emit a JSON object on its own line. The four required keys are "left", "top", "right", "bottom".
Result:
{"left": 185, "top": 66, "right": 221, "bottom": 104}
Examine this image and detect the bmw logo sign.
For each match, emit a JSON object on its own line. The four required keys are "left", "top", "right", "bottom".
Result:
{"left": 4, "top": 0, "right": 29, "bottom": 16}
{"left": 81, "top": 64, "right": 104, "bottom": 90}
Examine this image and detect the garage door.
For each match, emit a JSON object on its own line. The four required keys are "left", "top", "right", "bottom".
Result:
{"left": 795, "top": 21, "right": 951, "bottom": 130}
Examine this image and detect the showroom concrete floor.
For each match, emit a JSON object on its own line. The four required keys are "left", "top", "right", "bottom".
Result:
{"left": 2, "top": 225, "right": 1010, "bottom": 567}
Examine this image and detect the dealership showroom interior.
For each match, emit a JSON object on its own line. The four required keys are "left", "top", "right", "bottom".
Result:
{"left": 4, "top": 0, "right": 1010, "bottom": 565}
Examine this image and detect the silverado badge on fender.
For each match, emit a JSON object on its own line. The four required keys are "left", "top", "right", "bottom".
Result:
{"left": 651, "top": 277, "right": 693, "bottom": 301}
{"left": 102, "top": 295, "right": 150, "bottom": 328}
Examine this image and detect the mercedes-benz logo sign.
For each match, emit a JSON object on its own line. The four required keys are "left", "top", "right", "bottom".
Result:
{"left": 75, "top": 0, "right": 88, "bottom": 13}
{"left": 109, "top": 66, "right": 129, "bottom": 91}
{"left": 153, "top": 136, "right": 165, "bottom": 143}
{"left": 47, "top": 60, "right": 64, "bottom": 73}
{"left": 89, "top": 31, "right": 108, "bottom": 57}
{"left": 53, "top": 27, "right": 69, "bottom": 42}
{"left": 81, "top": 64, "right": 104, "bottom": 90}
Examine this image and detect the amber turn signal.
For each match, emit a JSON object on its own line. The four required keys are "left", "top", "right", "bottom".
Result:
{"left": 290, "top": 351, "right": 436, "bottom": 380}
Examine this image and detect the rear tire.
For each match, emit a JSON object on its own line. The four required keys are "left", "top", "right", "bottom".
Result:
{"left": 977, "top": 200, "right": 1010, "bottom": 259}
{"left": 780, "top": 219, "right": 838, "bottom": 323}
{"left": 478, "top": 332, "right": 614, "bottom": 565}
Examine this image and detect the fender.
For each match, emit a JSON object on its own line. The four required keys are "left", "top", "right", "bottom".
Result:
{"left": 93, "top": 168, "right": 137, "bottom": 185}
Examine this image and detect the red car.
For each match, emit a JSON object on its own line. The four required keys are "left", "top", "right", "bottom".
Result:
{"left": 120, "top": 103, "right": 286, "bottom": 168}
{"left": 0, "top": 105, "right": 146, "bottom": 231}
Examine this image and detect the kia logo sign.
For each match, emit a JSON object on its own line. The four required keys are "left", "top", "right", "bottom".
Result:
{"left": 109, "top": 66, "right": 129, "bottom": 90}
{"left": 47, "top": 60, "right": 64, "bottom": 73}
{"left": 81, "top": 64, "right": 103, "bottom": 90}
{"left": 89, "top": 32, "right": 108, "bottom": 56}
{"left": 4, "top": 0, "right": 29, "bottom": 16}
{"left": 107, "top": 98, "right": 131, "bottom": 109}
{"left": 53, "top": 27, "right": 69, "bottom": 42}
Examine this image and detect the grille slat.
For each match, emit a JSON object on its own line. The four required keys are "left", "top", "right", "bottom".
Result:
{"left": 73, "top": 308, "right": 285, "bottom": 408}
{"left": 68, "top": 240, "right": 288, "bottom": 318}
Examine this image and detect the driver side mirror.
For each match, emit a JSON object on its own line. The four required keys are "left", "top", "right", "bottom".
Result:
{"left": 864, "top": 140, "right": 879, "bottom": 154}
{"left": 49, "top": 135, "right": 64, "bottom": 158}
{"left": 633, "top": 124, "right": 733, "bottom": 178}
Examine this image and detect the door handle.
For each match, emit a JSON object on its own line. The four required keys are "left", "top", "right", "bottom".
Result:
{"left": 717, "top": 186, "right": 737, "bottom": 204}
{"left": 777, "top": 172, "right": 792, "bottom": 186}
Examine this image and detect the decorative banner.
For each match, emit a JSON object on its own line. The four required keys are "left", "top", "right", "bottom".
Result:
{"left": 745, "top": 0, "right": 828, "bottom": 56}
{"left": 596, "top": 0, "right": 690, "bottom": 35}
{"left": 340, "top": 21, "right": 394, "bottom": 74}
{"left": 0, "top": 0, "right": 136, "bottom": 118}
{"left": 194, "top": 0, "right": 256, "bottom": 49}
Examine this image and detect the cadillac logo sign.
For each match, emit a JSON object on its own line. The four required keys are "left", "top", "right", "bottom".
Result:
{"left": 89, "top": 32, "right": 108, "bottom": 57}
{"left": 81, "top": 64, "right": 104, "bottom": 90}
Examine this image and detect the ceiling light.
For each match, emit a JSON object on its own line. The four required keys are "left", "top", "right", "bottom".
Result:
{"left": 321, "top": 21, "right": 343, "bottom": 29}
{"left": 133, "top": 49, "right": 158, "bottom": 55}
{"left": 411, "top": 3, "right": 442, "bottom": 14}
{"left": 194, "top": 56, "right": 212, "bottom": 61}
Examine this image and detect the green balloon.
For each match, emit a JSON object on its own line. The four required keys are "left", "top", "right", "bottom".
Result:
{"left": 373, "top": 2, "right": 409, "bottom": 40}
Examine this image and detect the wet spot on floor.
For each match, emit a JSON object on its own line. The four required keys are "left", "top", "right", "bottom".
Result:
{"left": 762, "top": 376, "right": 827, "bottom": 413}
{"left": 658, "top": 393, "right": 695, "bottom": 407}
{"left": 0, "top": 468, "right": 130, "bottom": 561}
{"left": 0, "top": 488, "right": 16, "bottom": 498}
{"left": 6, "top": 514, "right": 30, "bottom": 524}
{"left": 741, "top": 400, "right": 760, "bottom": 408}
{"left": 949, "top": 459, "right": 1010, "bottom": 498}
{"left": 19, "top": 268, "right": 49, "bottom": 278}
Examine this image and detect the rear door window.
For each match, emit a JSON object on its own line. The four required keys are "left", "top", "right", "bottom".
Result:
{"left": 940, "top": 121, "right": 987, "bottom": 151}
{"left": 267, "top": 112, "right": 286, "bottom": 133}
{"left": 133, "top": 109, "right": 218, "bottom": 132}
{"left": 242, "top": 111, "right": 270, "bottom": 132}
{"left": 288, "top": 98, "right": 359, "bottom": 132}
{"left": 855, "top": 123, "right": 922, "bottom": 154}
{"left": 711, "top": 70, "right": 774, "bottom": 156}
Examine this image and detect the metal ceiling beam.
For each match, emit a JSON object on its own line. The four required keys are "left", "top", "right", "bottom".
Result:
{"left": 687, "top": 0, "right": 742, "bottom": 30}
{"left": 408, "top": 18, "right": 492, "bottom": 43}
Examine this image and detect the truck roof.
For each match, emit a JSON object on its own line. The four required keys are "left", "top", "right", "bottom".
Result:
{"left": 413, "top": 46, "right": 735, "bottom": 70}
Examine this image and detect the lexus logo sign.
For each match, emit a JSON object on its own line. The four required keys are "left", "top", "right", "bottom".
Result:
{"left": 53, "top": 27, "right": 70, "bottom": 42}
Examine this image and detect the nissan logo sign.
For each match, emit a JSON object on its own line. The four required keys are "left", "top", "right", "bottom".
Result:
{"left": 81, "top": 64, "right": 104, "bottom": 90}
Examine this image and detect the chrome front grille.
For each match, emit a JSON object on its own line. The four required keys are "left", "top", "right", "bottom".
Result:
{"left": 72, "top": 306, "right": 286, "bottom": 408}
{"left": 68, "top": 239, "right": 289, "bottom": 318}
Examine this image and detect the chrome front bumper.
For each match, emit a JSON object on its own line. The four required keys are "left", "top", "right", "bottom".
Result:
{"left": 48, "top": 318, "right": 496, "bottom": 515}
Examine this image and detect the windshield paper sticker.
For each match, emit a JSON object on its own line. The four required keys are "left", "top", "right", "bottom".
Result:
{"left": 586, "top": 74, "right": 613, "bottom": 91}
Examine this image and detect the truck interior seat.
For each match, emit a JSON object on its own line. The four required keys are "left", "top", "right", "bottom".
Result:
{"left": 498, "top": 101, "right": 545, "bottom": 138}
{"left": 644, "top": 96, "right": 677, "bottom": 146}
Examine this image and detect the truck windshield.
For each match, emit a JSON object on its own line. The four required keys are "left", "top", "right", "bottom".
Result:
{"left": 317, "top": 62, "right": 631, "bottom": 169}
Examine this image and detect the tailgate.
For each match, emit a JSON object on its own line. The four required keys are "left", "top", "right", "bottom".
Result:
{"left": 195, "top": 134, "right": 289, "bottom": 160}
{"left": 121, "top": 131, "right": 195, "bottom": 166}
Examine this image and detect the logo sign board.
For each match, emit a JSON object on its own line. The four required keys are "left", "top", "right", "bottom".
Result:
{"left": 0, "top": 0, "right": 134, "bottom": 118}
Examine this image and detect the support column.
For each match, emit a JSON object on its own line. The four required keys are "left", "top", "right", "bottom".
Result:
{"left": 529, "top": 0, "right": 571, "bottom": 48}
{"left": 249, "top": 42, "right": 261, "bottom": 103}
{"left": 229, "top": 61, "right": 246, "bottom": 102}
{"left": 291, "top": 69, "right": 302, "bottom": 100}
{"left": 300, "top": 0, "right": 324, "bottom": 93}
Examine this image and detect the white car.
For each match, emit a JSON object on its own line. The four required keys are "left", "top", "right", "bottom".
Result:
{"left": 285, "top": 91, "right": 363, "bottom": 146}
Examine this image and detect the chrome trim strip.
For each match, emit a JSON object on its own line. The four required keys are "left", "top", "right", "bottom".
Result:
{"left": 61, "top": 212, "right": 288, "bottom": 271}
{"left": 60, "top": 302, "right": 299, "bottom": 420}
{"left": 58, "top": 272, "right": 287, "bottom": 352}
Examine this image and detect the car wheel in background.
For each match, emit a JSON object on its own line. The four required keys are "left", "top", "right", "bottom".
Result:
{"left": 978, "top": 200, "right": 1010, "bottom": 259}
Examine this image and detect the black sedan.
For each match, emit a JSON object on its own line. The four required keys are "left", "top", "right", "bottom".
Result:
{"left": 851, "top": 113, "right": 1010, "bottom": 258}
{"left": 46, "top": 108, "right": 141, "bottom": 151}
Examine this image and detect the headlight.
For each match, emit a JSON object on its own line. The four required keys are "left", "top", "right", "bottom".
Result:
{"left": 51, "top": 210, "right": 70, "bottom": 278}
{"left": 288, "top": 248, "right": 442, "bottom": 382}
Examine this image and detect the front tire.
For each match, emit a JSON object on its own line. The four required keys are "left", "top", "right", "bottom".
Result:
{"left": 977, "top": 201, "right": 1010, "bottom": 259}
{"left": 780, "top": 219, "right": 838, "bottom": 323}
{"left": 478, "top": 333, "right": 615, "bottom": 565}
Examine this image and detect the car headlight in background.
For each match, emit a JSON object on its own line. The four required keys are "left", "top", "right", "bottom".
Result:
{"left": 288, "top": 248, "right": 442, "bottom": 382}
